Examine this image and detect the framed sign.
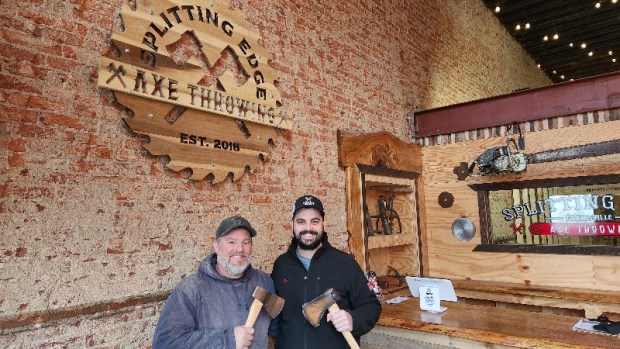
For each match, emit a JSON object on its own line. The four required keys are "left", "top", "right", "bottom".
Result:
{"left": 471, "top": 175, "right": 620, "bottom": 255}
{"left": 98, "top": 0, "right": 291, "bottom": 182}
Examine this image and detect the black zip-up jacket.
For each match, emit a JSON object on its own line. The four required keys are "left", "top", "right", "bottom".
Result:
{"left": 271, "top": 233, "right": 381, "bottom": 349}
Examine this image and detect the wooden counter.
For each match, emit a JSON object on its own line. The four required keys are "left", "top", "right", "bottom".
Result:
{"left": 365, "top": 298, "right": 619, "bottom": 349}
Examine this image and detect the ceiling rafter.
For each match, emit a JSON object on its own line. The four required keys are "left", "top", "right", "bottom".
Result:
{"left": 483, "top": 0, "right": 620, "bottom": 83}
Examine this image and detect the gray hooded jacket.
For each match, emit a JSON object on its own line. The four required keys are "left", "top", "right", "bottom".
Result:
{"left": 152, "top": 253, "right": 276, "bottom": 349}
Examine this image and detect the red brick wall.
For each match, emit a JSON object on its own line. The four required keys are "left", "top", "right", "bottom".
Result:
{"left": 0, "top": 0, "right": 549, "bottom": 346}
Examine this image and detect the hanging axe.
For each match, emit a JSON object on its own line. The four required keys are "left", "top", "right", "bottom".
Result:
{"left": 245, "top": 286, "right": 285, "bottom": 328}
{"left": 301, "top": 288, "right": 360, "bottom": 349}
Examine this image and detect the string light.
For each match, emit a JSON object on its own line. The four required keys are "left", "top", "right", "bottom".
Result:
{"left": 553, "top": 34, "right": 559, "bottom": 40}
{"left": 588, "top": 51, "right": 594, "bottom": 56}
{"left": 543, "top": 35, "right": 549, "bottom": 41}
{"left": 515, "top": 24, "right": 521, "bottom": 30}
{"left": 495, "top": 6, "right": 500, "bottom": 12}
{"left": 595, "top": 2, "right": 601, "bottom": 8}
{"left": 525, "top": 23, "right": 530, "bottom": 29}
{"left": 581, "top": 43, "right": 587, "bottom": 49}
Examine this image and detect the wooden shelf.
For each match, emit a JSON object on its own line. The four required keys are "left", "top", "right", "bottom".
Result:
{"left": 338, "top": 131, "right": 423, "bottom": 276}
{"left": 365, "top": 174, "right": 414, "bottom": 190}
{"left": 368, "top": 233, "right": 415, "bottom": 249}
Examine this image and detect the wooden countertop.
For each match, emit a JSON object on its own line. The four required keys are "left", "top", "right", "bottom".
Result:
{"left": 378, "top": 298, "right": 619, "bottom": 348}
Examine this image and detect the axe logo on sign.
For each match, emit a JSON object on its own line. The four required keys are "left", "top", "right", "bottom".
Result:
{"left": 98, "top": 0, "right": 292, "bottom": 182}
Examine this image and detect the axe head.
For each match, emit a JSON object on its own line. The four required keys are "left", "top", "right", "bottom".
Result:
{"left": 252, "top": 286, "right": 284, "bottom": 318}
{"left": 302, "top": 288, "right": 340, "bottom": 327}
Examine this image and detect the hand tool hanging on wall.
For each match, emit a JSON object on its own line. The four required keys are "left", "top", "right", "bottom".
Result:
{"left": 363, "top": 203, "right": 376, "bottom": 237}
{"left": 467, "top": 121, "right": 620, "bottom": 177}
{"left": 376, "top": 195, "right": 393, "bottom": 235}
{"left": 375, "top": 195, "right": 402, "bottom": 234}
{"left": 525, "top": 138, "right": 620, "bottom": 164}
{"left": 468, "top": 122, "right": 526, "bottom": 176}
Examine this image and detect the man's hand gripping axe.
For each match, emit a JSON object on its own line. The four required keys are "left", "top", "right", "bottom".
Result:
{"left": 245, "top": 286, "right": 284, "bottom": 327}
{"left": 301, "top": 288, "right": 360, "bottom": 349}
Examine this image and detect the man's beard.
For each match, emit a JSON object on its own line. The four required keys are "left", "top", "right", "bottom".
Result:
{"left": 295, "top": 230, "right": 323, "bottom": 250}
{"left": 217, "top": 254, "right": 250, "bottom": 277}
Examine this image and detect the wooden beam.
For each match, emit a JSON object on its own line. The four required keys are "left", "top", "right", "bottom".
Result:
{"left": 413, "top": 71, "right": 620, "bottom": 138}
{"left": 0, "top": 292, "right": 169, "bottom": 331}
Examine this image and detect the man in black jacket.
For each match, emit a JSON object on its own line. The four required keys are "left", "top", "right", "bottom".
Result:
{"left": 271, "top": 195, "right": 381, "bottom": 349}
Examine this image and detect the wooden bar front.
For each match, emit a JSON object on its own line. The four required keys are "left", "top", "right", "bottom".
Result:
{"left": 363, "top": 298, "right": 619, "bottom": 348}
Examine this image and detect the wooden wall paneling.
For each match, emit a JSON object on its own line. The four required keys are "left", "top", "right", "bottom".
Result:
{"left": 427, "top": 244, "right": 597, "bottom": 288}
{"left": 386, "top": 244, "right": 418, "bottom": 276}
{"left": 593, "top": 257, "right": 620, "bottom": 290}
{"left": 367, "top": 248, "right": 390, "bottom": 276}
{"left": 416, "top": 169, "right": 429, "bottom": 277}
{"left": 344, "top": 166, "right": 366, "bottom": 271}
{"left": 366, "top": 244, "right": 418, "bottom": 277}
{"left": 421, "top": 119, "right": 620, "bottom": 293}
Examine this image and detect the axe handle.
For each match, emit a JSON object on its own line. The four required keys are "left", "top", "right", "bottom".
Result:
{"left": 327, "top": 303, "right": 360, "bottom": 349}
{"left": 245, "top": 299, "right": 263, "bottom": 328}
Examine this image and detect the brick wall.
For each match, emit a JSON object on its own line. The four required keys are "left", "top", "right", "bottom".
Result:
{"left": 0, "top": 0, "right": 549, "bottom": 347}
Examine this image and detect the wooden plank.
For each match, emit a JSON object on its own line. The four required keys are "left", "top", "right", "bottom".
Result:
{"left": 378, "top": 298, "right": 620, "bottom": 348}
{"left": 99, "top": 57, "right": 291, "bottom": 130}
{"left": 115, "top": 94, "right": 270, "bottom": 181}
{"left": 337, "top": 130, "right": 422, "bottom": 172}
{"left": 344, "top": 166, "right": 366, "bottom": 271}
{"left": 452, "top": 279, "right": 620, "bottom": 303}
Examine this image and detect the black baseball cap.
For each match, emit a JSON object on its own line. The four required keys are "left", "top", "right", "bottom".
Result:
{"left": 291, "top": 195, "right": 325, "bottom": 218}
{"left": 215, "top": 215, "right": 257, "bottom": 239}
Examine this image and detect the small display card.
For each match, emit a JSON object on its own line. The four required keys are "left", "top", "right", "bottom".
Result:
{"left": 419, "top": 285, "right": 447, "bottom": 313}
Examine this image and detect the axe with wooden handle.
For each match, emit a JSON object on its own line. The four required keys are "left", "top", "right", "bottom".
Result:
{"left": 301, "top": 288, "right": 360, "bottom": 349}
{"left": 245, "top": 286, "right": 284, "bottom": 328}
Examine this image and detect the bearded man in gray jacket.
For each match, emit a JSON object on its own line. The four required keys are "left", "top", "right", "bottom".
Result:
{"left": 153, "top": 215, "right": 276, "bottom": 349}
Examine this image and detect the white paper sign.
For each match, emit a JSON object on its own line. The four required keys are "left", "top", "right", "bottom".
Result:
{"left": 419, "top": 286, "right": 446, "bottom": 313}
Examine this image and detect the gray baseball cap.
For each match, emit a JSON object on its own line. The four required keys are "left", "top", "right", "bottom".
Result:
{"left": 215, "top": 215, "right": 257, "bottom": 239}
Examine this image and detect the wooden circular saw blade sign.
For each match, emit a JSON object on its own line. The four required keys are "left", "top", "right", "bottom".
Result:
{"left": 97, "top": 0, "right": 291, "bottom": 182}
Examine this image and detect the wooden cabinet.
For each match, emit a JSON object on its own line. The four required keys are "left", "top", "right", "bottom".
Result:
{"left": 338, "top": 131, "right": 424, "bottom": 277}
